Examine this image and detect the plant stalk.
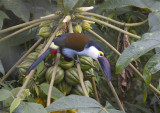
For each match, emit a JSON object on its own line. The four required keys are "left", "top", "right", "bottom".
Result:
{"left": 76, "top": 15, "right": 140, "bottom": 39}
{"left": 91, "top": 77, "right": 100, "bottom": 103}
{"left": 68, "top": 21, "right": 89, "bottom": 97}
{"left": 0, "top": 37, "right": 43, "bottom": 83}
{"left": 0, "top": 14, "right": 62, "bottom": 34}
{"left": 87, "top": 29, "right": 160, "bottom": 95}
{"left": 47, "top": 53, "right": 61, "bottom": 106}
{"left": 0, "top": 22, "right": 40, "bottom": 43}
{"left": 81, "top": 12, "right": 148, "bottom": 27}
{"left": 97, "top": 61, "right": 125, "bottom": 112}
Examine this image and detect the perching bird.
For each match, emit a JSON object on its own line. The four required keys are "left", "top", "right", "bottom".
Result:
{"left": 26, "top": 33, "right": 111, "bottom": 81}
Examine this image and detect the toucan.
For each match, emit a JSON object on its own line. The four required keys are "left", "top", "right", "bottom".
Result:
{"left": 25, "top": 33, "right": 111, "bottom": 81}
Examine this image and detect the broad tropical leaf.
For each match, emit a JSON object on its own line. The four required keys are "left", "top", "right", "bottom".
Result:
{"left": 0, "top": 11, "right": 9, "bottom": 29}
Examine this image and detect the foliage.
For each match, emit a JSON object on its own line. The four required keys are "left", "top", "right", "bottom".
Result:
{"left": 0, "top": 0, "right": 160, "bottom": 113}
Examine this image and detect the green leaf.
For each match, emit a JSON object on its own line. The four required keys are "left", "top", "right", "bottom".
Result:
{"left": 0, "top": 11, "right": 9, "bottom": 29}
{"left": 63, "top": 0, "right": 84, "bottom": 15}
{"left": 143, "top": 86, "right": 147, "bottom": 102}
{"left": 108, "top": 109, "right": 125, "bottom": 113}
{"left": 22, "top": 102, "right": 47, "bottom": 113}
{"left": 98, "top": 0, "right": 159, "bottom": 11}
{"left": 46, "top": 95, "right": 104, "bottom": 112}
{"left": 143, "top": 53, "right": 160, "bottom": 85}
{"left": 0, "top": 89, "right": 13, "bottom": 101}
{"left": 40, "top": 83, "right": 64, "bottom": 99}
{"left": 0, "top": 59, "right": 5, "bottom": 75}
{"left": 10, "top": 98, "right": 21, "bottom": 113}
{"left": 116, "top": 31, "right": 160, "bottom": 74}
{"left": 1, "top": 0, "right": 30, "bottom": 22}
{"left": 36, "top": 61, "right": 44, "bottom": 75}
{"left": 149, "top": 12, "right": 160, "bottom": 28}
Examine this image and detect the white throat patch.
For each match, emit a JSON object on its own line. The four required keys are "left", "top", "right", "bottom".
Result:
{"left": 85, "top": 46, "right": 99, "bottom": 60}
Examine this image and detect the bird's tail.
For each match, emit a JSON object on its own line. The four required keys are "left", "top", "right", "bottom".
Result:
{"left": 25, "top": 48, "right": 56, "bottom": 76}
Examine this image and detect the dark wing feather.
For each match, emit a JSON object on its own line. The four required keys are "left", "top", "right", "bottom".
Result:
{"left": 53, "top": 33, "right": 91, "bottom": 51}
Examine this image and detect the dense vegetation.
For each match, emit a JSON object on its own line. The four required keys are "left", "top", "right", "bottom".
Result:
{"left": 0, "top": 0, "right": 160, "bottom": 113}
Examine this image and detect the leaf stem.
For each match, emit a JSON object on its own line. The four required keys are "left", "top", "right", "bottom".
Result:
{"left": 47, "top": 53, "right": 61, "bottom": 106}
{"left": 87, "top": 29, "right": 160, "bottom": 95}
{"left": 68, "top": 21, "right": 89, "bottom": 97}
{"left": 91, "top": 77, "right": 100, "bottom": 103}
{"left": 81, "top": 12, "right": 148, "bottom": 27}
{"left": 97, "top": 61, "right": 125, "bottom": 112}
{"left": 0, "top": 22, "right": 40, "bottom": 43}
{"left": 0, "top": 14, "right": 62, "bottom": 34}
{"left": 0, "top": 37, "right": 43, "bottom": 83}
{"left": 16, "top": 27, "right": 61, "bottom": 98}
{"left": 76, "top": 15, "right": 141, "bottom": 39}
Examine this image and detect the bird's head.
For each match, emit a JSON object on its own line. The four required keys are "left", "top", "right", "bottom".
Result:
{"left": 84, "top": 41, "right": 111, "bottom": 81}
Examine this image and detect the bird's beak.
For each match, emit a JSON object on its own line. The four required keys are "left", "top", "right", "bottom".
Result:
{"left": 98, "top": 56, "right": 111, "bottom": 81}
{"left": 25, "top": 48, "right": 56, "bottom": 75}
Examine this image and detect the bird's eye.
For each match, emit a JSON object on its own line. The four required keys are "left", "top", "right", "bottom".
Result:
{"left": 99, "top": 51, "right": 104, "bottom": 56}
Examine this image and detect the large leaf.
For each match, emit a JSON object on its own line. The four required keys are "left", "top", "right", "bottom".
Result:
{"left": 1, "top": 0, "right": 30, "bottom": 22}
{"left": 40, "top": 83, "right": 64, "bottom": 99}
{"left": 0, "top": 10, "right": 9, "bottom": 29}
{"left": 45, "top": 95, "right": 105, "bottom": 112}
{"left": 36, "top": 61, "right": 44, "bottom": 75}
{"left": 63, "top": 0, "right": 84, "bottom": 15}
{"left": 0, "top": 59, "right": 5, "bottom": 75}
{"left": 143, "top": 53, "right": 160, "bottom": 85}
{"left": 116, "top": 31, "right": 160, "bottom": 74}
{"left": 98, "top": 0, "right": 160, "bottom": 11}
{"left": 0, "top": 89, "right": 13, "bottom": 101}
{"left": 148, "top": 12, "right": 160, "bottom": 28}
{"left": 10, "top": 98, "right": 21, "bottom": 113}
{"left": 22, "top": 103, "right": 47, "bottom": 113}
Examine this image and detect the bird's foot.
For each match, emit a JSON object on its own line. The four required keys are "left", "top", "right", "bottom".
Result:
{"left": 74, "top": 59, "right": 80, "bottom": 64}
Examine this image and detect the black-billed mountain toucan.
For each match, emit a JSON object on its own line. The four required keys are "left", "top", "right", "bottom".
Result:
{"left": 26, "top": 33, "right": 111, "bottom": 81}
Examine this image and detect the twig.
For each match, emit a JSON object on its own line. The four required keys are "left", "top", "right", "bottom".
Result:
{"left": 97, "top": 61, "right": 125, "bottom": 112}
{"left": 0, "top": 37, "right": 43, "bottom": 83}
{"left": 0, "top": 14, "right": 61, "bottom": 34}
{"left": 47, "top": 53, "right": 61, "bottom": 106}
{"left": 81, "top": 12, "right": 148, "bottom": 27}
{"left": 76, "top": 15, "right": 141, "bottom": 39}
{"left": 68, "top": 21, "right": 89, "bottom": 97}
{"left": 87, "top": 29, "right": 160, "bottom": 95}
{"left": 0, "top": 23, "right": 40, "bottom": 43}
{"left": 16, "top": 27, "right": 61, "bottom": 98}
{"left": 91, "top": 77, "right": 100, "bottom": 103}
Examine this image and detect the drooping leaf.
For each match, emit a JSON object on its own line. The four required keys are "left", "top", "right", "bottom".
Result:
{"left": 1, "top": 0, "right": 30, "bottom": 22}
{"left": 98, "top": 0, "right": 160, "bottom": 11}
{"left": 0, "top": 10, "right": 9, "bottom": 29}
{"left": 116, "top": 31, "right": 160, "bottom": 74}
{"left": 63, "top": 0, "right": 84, "bottom": 15}
{"left": 143, "top": 53, "right": 160, "bottom": 85}
{"left": 10, "top": 98, "right": 21, "bottom": 113}
{"left": 143, "top": 86, "right": 147, "bottom": 102}
{"left": 0, "top": 89, "right": 13, "bottom": 101}
{"left": 0, "top": 59, "right": 5, "bottom": 75}
{"left": 22, "top": 103, "right": 47, "bottom": 113}
{"left": 45, "top": 95, "right": 104, "bottom": 112}
{"left": 36, "top": 61, "right": 44, "bottom": 75}
{"left": 40, "top": 83, "right": 64, "bottom": 99}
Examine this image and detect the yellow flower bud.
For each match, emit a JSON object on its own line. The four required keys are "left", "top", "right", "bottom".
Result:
{"left": 75, "top": 24, "right": 82, "bottom": 33}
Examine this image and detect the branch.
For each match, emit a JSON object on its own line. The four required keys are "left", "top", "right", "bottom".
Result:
{"left": 0, "top": 22, "right": 40, "bottom": 43}
{"left": 97, "top": 61, "right": 125, "bottom": 112}
{"left": 76, "top": 15, "right": 141, "bottom": 39}
{"left": 68, "top": 21, "right": 89, "bottom": 97}
{"left": 91, "top": 77, "right": 100, "bottom": 103}
{"left": 0, "top": 37, "right": 43, "bottom": 83}
{"left": 47, "top": 53, "right": 61, "bottom": 106}
{"left": 81, "top": 12, "right": 148, "bottom": 27}
{"left": 0, "top": 14, "right": 62, "bottom": 34}
{"left": 87, "top": 29, "right": 160, "bottom": 95}
{"left": 16, "top": 27, "right": 61, "bottom": 98}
